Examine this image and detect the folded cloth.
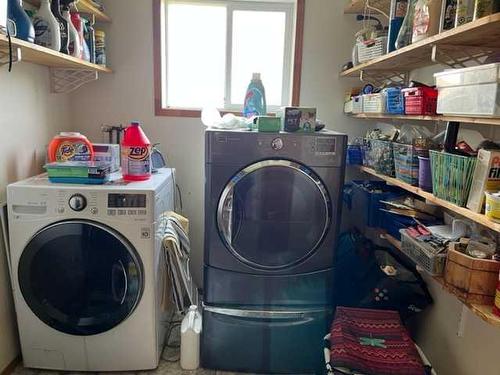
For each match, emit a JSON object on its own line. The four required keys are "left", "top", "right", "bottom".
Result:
{"left": 329, "top": 307, "right": 424, "bottom": 375}
{"left": 160, "top": 211, "right": 196, "bottom": 313}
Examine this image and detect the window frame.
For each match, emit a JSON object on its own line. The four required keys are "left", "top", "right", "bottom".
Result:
{"left": 153, "top": 0, "right": 305, "bottom": 117}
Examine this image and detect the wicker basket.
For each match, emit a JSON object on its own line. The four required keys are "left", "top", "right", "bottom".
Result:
{"left": 429, "top": 151, "right": 477, "bottom": 207}
{"left": 400, "top": 230, "right": 447, "bottom": 276}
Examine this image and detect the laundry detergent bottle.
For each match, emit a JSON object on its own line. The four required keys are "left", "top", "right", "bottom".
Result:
{"left": 7, "top": 0, "right": 34, "bottom": 42}
{"left": 243, "top": 73, "right": 267, "bottom": 118}
{"left": 33, "top": 0, "right": 61, "bottom": 50}
{"left": 121, "top": 121, "right": 152, "bottom": 181}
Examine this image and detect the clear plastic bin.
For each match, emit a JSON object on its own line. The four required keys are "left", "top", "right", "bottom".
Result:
{"left": 435, "top": 63, "right": 500, "bottom": 117}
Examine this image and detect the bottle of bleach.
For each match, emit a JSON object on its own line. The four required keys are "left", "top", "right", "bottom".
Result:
{"left": 180, "top": 305, "right": 202, "bottom": 370}
{"left": 121, "top": 121, "right": 152, "bottom": 181}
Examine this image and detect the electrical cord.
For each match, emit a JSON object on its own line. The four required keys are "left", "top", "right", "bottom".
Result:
{"left": 7, "top": 28, "right": 13, "bottom": 72}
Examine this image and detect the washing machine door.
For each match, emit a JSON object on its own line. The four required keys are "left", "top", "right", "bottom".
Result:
{"left": 217, "top": 160, "right": 331, "bottom": 270}
{"left": 18, "top": 220, "right": 143, "bottom": 336}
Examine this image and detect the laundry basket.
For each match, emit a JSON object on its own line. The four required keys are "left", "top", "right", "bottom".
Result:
{"left": 429, "top": 151, "right": 477, "bottom": 207}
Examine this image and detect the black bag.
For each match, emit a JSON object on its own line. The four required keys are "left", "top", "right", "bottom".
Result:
{"left": 334, "top": 231, "right": 433, "bottom": 320}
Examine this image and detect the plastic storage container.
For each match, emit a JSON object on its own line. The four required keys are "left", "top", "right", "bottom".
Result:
{"left": 393, "top": 143, "right": 419, "bottom": 185}
{"left": 382, "top": 212, "right": 416, "bottom": 240}
{"left": 429, "top": 150, "right": 477, "bottom": 207}
{"left": 362, "top": 93, "right": 386, "bottom": 113}
{"left": 384, "top": 87, "right": 405, "bottom": 114}
{"left": 435, "top": 63, "right": 500, "bottom": 117}
{"left": 352, "top": 95, "right": 363, "bottom": 114}
{"left": 402, "top": 87, "right": 438, "bottom": 115}
{"left": 347, "top": 145, "right": 363, "bottom": 165}
{"left": 400, "top": 229, "right": 447, "bottom": 275}
{"left": 48, "top": 132, "right": 94, "bottom": 162}
{"left": 418, "top": 156, "right": 433, "bottom": 192}
{"left": 357, "top": 36, "right": 388, "bottom": 63}
{"left": 351, "top": 180, "right": 404, "bottom": 230}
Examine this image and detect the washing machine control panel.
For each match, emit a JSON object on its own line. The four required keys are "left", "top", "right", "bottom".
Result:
{"left": 68, "top": 194, "right": 87, "bottom": 212}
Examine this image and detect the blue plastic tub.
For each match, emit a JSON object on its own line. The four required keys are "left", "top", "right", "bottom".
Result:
{"left": 350, "top": 181, "right": 405, "bottom": 230}
{"left": 384, "top": 87, "right": 405, "bottom": 115}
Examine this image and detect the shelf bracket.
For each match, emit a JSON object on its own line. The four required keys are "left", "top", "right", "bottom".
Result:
{"left": 0, "top": 46, "right": 21, "bottom": 67}
{"left": 49, "top": 68, "right": 98, "bottom": 94}
{"left": 360, "top": 69, "right": 410, "bottom": 87}
{"left": 431, "top": 44, "right": 500, "bottom": 68}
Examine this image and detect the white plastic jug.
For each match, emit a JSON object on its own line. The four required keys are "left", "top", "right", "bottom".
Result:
{"left": 180, "top": 305, "right": 202, "bottom": 370}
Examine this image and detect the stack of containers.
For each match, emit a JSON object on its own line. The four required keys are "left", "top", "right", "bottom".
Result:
{"left": 435, "top": 63, "right": 500, "bottom": 117}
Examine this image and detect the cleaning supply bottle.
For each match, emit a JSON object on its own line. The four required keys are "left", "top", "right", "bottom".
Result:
{"left": 83, "top": 16, "right": 95, "bottom": 63}
{"left": 180, "top": 306, "right": 202, "bottom": 370}
{"left": 121, "top": 121, "right": 152, "bottom": 181}
{"left": 48, "top": 132, "right": 94, "bottom": 162}
{"left": 7, "top": 0, "right": 34, "bottom": 42}
{"left": 387, "top": 0, "right": 408, "bottom": 53}
{"left": 395, "top": 0, "right": 417, "bottom": 49}
{"left": 243, "top": 73, "right": 267, "bottom": 118}
{"left": 71, "top": 11, "right": 89, "bottom": 61}
{"left": 62, "top": 5, "right": 80, "bottom": 58}
{"left": 51, "top": 0, "right": 68, "bottom": 54}
{"left": 33, "top": 0, "right": 60, "bottom": 50}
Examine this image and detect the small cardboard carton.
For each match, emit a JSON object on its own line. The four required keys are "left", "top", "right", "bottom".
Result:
{"left": 466, "top": 149, "right": 500, "bottom": 213}
{"left": 278, "top": 107, "right": 317, "bottom": 133}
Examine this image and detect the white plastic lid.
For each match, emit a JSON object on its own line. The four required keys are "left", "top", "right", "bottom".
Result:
{"left": 252, "top": 73, "right": 261, "bottom": 80}
{"left": 59, "top": 132, "right": 82, "bottom": 137}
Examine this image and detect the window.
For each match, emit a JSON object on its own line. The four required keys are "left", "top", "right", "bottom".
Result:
{"left": 153, "top": 0, "right": 305, "bottom": 117}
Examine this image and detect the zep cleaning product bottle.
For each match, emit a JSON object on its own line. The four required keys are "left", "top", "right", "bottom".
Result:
{"left": 121, "top": 121, "right": 152, "bottom": 181}
{"left": 243, "top": 73, "right": 267, "bottom": 118}
{"left": 180, "top": 305, "right": 202, "bottom": 370}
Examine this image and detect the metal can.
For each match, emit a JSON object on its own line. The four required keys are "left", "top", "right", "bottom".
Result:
{"left": 95, "top": 29, "right": 106, "bottom": 66}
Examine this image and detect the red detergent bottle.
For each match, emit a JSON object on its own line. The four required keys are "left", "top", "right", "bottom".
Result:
{"left": 121, "top": 121, "right": 152, "bottom": 181}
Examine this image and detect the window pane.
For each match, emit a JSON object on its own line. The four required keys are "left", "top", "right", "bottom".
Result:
{"left": 167, "top": 4, "right": 226, "bottom": 108}
{"left": 231, "top": 10, "right": 287, "bottom": 106}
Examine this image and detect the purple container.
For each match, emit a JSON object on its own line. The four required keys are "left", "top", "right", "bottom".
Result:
{"left": 418, "top": 157, "right": 432, "bottom": 192}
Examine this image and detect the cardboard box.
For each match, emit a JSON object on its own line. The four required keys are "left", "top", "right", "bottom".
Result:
{"left": 466, "top": 149, "right": 500, "bottom": 212}
{"left": 278, "top": 107, "right": 317, "bottom": 133}
{"left": 93, "top": 143, "right": 120, "bottom": 172}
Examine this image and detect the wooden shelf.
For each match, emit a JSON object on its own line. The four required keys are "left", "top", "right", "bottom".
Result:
{"left": 344, "top": 0, "right": 391, "bottom": 15}
{"left": 349, "top": 113, "right": 500, "bottom": 126}
{"left": 381, "top": 233, "right": 500, "bottom": 327}
{"left": 0, "top": 34, "right": 111, "bottom": 72}
{"left": 341, "top": 13, "right": 500, "bottom": 78}
{"left": 357, "top": 166, "right": 500, "bottom": 233}
{"left": 25, "top": 0, "right": 111, "bottom": 23}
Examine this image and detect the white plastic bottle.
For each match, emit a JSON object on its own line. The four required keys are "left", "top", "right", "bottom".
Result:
{"left": 180, "top": 305, "right": 202, "bottom": 370}
{"left": 33, "top": 0, "right": 60, "bottom": 50}
{"left": 62, "top": 6, "right": 81, "bottom": 58}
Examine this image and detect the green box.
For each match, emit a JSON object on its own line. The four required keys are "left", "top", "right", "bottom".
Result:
{"left": 256, "top": 116, "right": 281, "bottom": 132}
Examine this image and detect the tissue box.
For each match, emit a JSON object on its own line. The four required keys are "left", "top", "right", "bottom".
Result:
{"left": 93, "top": 143, "right": 120, "bottom": 172}
{"left": 278, "top": 107, "right": 317, "bottom": 132}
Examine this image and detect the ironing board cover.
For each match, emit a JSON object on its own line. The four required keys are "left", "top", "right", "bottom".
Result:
{"left": 330, "top": 307, "right": 424, "bottom": 375}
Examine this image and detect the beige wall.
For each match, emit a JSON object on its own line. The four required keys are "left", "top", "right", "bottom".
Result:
{"left": 0, "top": 64, "right": 70, "bottom": 372}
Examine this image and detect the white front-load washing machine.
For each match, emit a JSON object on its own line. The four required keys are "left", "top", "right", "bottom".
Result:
{"left": 6, "top": 168, "right": 175, "bottom": 372}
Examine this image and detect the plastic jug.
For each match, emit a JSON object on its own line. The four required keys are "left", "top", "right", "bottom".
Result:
{"left": 7, "top": 0, "right": 34, "bottom": 42}
{"left": 121, "top": 121, "right": 152, "bottom": 181}
{"left": 62, "top": 6, "right": 81, "bottom": 58}
{"left": 48, "top": 132, "right": 94, "bottom": 162}
{"left": 243, "top": 73, "right": 267, "bottom": 118}
{"left": 33, "top": 0, "right": 60, "bottom": 51}
{"left": 180, "top": 305, "right": 202, "bottom": 370}
{"left": 71, "top": 12, "right": 89, "bottom": 61}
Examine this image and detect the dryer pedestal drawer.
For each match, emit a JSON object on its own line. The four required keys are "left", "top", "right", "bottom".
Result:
{"left": 201, "top": 307, "right": 331, "bottom": 374}
{"left": 204, "top": 266, "right": 334, "bottom": 307}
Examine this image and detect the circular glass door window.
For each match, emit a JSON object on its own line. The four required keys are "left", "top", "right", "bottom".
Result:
{"left": 217, "top": 160, "right": 331, "bottom": 269}
{"left": 18, "top": 220, "right": 143, "bottom": 336}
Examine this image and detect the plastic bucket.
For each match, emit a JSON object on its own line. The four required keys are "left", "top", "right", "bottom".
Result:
{"left": 418, "top": 157, "right": 432, "bottom": 192}
{"left": 485, "top": 192, "right": 500, "bottom": 222}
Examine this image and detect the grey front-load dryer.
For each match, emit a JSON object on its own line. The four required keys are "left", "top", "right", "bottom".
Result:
{"left": 204, "top": 129, "right": 347, "bottom": 307}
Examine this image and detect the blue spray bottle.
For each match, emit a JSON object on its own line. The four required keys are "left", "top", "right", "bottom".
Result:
{"left": 7, "top": 0, "right": 34, "bottom": 42}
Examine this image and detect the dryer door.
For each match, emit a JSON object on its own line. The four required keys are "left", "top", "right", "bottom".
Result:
{"left": 18, "top": 220, "right": 143, "bottom": 336}
{"left": 217, "top": 160, "right": 331, "bottom": 270}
